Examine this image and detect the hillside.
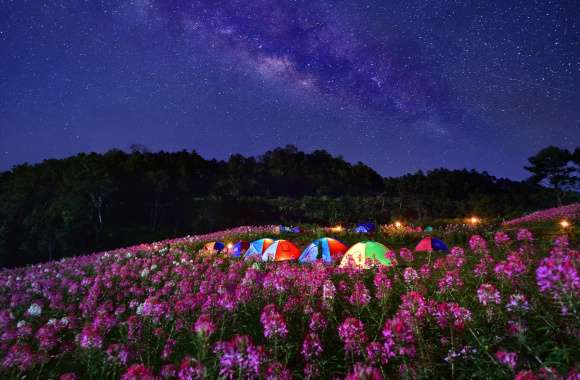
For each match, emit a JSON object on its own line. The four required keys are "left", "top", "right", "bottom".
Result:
{"left": 1, "top": 146, "right": 576, "bottom": 268}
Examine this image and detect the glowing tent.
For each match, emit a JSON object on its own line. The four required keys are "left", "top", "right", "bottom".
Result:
{"left": 415, "top": 237, "right": 449, "bottom": 252}
{"left": 203, "top": 241, "right": 225, "bottom": 252}
{"left": 339, "top": 241, "right": 392, "bottom": 268}
{"left": 243, "top": 238, "right": 274, "bottom": 260}
{"left": 354, "top": 222, "right": 376, "bottom": 233}
{"left": 262, "top": 239, "right": 301, "bottom": 261}
{"left": 299, "top": 237, "right": 348, "bottom": 264}
{"left": 230, "top": 241, "right": 250, "bottom": 258}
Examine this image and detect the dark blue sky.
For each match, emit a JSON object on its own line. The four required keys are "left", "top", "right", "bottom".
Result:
{"left": 1, "top": 0, "right": 579, "bottom": 179}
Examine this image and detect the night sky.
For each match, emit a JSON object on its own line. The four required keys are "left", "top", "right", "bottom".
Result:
{"left": 1, "top": 1, "right": 579, "bottom": 179}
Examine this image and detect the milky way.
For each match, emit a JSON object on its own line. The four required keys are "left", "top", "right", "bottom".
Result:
{"left": 144, "top": 0, "right": 455, "bottom": 118}
{"left": 0, "top": 0, "right": 578, "bottom": 178}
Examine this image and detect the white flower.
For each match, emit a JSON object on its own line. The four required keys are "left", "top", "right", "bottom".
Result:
{"left": 48, "top": 318, "right": 58, "bottom": 325}
{"left": 136, "top": 303, "right": 145, "bottom": 315}
{"left": 27, "top": 303, "right": 42, "bottom": 316}
{"left": 60, "top": 317, "right": 69, "bottom": 326}
{"left": 140, "top": 268, "right": 150, "bottom": 278}
{"left": 150, "top": 264, "right": 157, "bottom": 271}
{"left": 17, "top": 320, "right": 26, "bottom": 328}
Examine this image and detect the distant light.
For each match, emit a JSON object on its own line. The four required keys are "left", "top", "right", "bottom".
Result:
{"left": 227, "top": 243, "right": 234, "bottom": 249}
{"left": 331, "top": 225, "right": 343, "bottom": 232}
{"left": 560, "top": 220, "right": 570, "bottom": 228}
{"left": 469, "top": 217, "right": 480, "bottom": 225}
{"left": 394, "top": 221, "right": 402, "bottom": 228}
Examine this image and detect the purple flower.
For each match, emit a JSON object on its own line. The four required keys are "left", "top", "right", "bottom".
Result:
{"left": 477, "top": 284, "right": 501, "bottom": 306}
{"left": 469, "top": 235, "right": 488, "bottom": 252}
{"left": 302, "top": 332, "right": 323, "bottom": 360}
{"left": 214, "top": 335, "right": 264, "bottom": 380}
{"left": 338, "top": 317, "right": 367, "bottom": 355}
{"left": 495, "top": 350, "right": 518, "bottom": 370}
{"left": 194, "top": 314, "right": 216, "bottom": 337}
{"left": 260, "top": 304, "right": 288, "bottom": 339}
{"left": 348, "top": 281, "right": 371, "bottom": 306}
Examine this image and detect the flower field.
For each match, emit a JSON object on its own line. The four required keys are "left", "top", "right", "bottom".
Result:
{"left": 0, "top": 226, "right": 578, "bottom": 379}
{"left": 503, "top": 203, "right": 580, "bottom": 226}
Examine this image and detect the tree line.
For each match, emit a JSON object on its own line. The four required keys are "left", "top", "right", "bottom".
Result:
{"left": 0, "top": 145, "right": 578, "bottom": 268}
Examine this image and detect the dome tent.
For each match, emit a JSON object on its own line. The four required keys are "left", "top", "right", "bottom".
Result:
{"left": 353, "top": 222, "right": 376, "bottom": 233}
{"left": 299, "top": 237, "right": 348, "bottom": 264}
{"left": 262, "top": 239, "right": 301, "bottom": 261}
{"left": 230, "top": 241, "right": 250, "bottom": 258}
{"left": 244, "top": 238, "right": 274, "bottom": 260}
{"left": 415, "top": 237, "right": 449, "bottom": 252}
{"left": 203, "top": 241, "right": 225, "bottom": 253}
{"left": 339, "top": 241, "right": 392, "bottom": 269}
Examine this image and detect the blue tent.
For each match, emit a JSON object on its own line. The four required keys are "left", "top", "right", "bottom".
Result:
{"left": 243, "top": 238, "right": 274, "bottom": 260}
{"left": 354, "top": 222, "right": 376, "bottom": 233}
{"left": 279, "top": 225, "right": 301, "bottom": 233}
{"left": 299, "top": 238, "right": 348, "bottom": 264}
{"left": 231, "top": 241, "right": 250, "bottom": 258}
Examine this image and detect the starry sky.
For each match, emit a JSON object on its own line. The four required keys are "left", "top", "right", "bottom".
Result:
{"left": 1, "top": 0, "right": 579, "bottom": 179}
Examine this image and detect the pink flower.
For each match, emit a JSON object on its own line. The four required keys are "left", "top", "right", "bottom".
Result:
{"left": 437, "top": 270, "right": 463, "bottom": 293}
{"left": 506, "top": 294, "right": 530, "bottom": 313}
{"left": 77, "top": 325, "right": 102, "bottom": 349}
{"left": 495, "top": 350, "right": 518, "bottom": 370}
{"left": 374, "top": 269, "right": 392, "bottom": 300}
{"left": 59, "top": 373, "right": 78, "bottom": 380}
{"left": 477, "top": 284, "right": 501, "bottom": 306}
{"left": 178, "top": 357, "right": 205, "bottom": 380}
{"left": 516, "top": 229, "right": 534, "bottom": 242}
{"left": 345, "top": 362, "right": 384, "bottom": 380}
{"left": 515, "top": 370, "right": 538, "bottom": 380}
{"left": 265, "top": 362, "right": 292, "bottom": 380}
{"left": 469, "top": 235, "right": 488, "bottom": 252}
{"left": 494, "top": 231, "right": 511, "bottom": 246}
{"left": 348, "top": 281, "right": 371, "bottom": 306}
{"left": 302, "top": 332, "right": 323, "bottom": 360}
{"left": 399, "top": 248, "right": 414, "bottom": 262}
{"left": 2, "top": 343, "right": 35, "bottom": 371}
{"left": 403, "top": 268, "right": 419, "bottom": 284}
{"left": 194, "top": 314, "right": 216, "bottom": 337}
{"left": 260, "top": 304, "right": 288, "bottom": 339}
{"left": 338, "top": 317, "right": 367, "bottom": 355}
{"left": 213, "top": 335, "right": 264, "bottom": 380}
{"left": 308, "top": 312, "right": 327, "bottom": 332}
{"left": 121, "top": 364, "right": 157, "bottom": 380}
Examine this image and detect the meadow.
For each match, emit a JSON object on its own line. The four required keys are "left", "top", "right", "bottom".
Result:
{"left": 0, "top": 220, "right": 578, "bottom": 379}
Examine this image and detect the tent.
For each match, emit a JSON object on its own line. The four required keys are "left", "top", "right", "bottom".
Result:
{"left": 415, "top": 237, "right": 449, "bottom": 252}
{"left": 262, "top": 239, "right": 301, "bottom": 261}
{"left": 299, "top": 237, "right": 348, "bottom": 264}
{"left": 278, "top": 225, "right": 301, "bottom": 233}
{"left": 354, "top": 222, "right": 376, "bottom": 233}
{"left": 244, "top": 238, "right": 275, "bottom": 260}
{"left": 203, "top": 241, "right": 225, "bottom": 252}
{"left": 339, "top": 241, "right": 392, "bottom": 269}
{"left": 230, "top": 241, "right": 250, "bottom": 258}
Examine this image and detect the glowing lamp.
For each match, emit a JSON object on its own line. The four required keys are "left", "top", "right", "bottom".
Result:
{"left": 227, "top": 243, "right": 234, "bottom": 250}
{"left": 469, "top": 217, "right": 479, "bottom": 225}
{"left": 331, "top": 225, "right": 343, "bottom": 233}
{"left": 560, "top": 220, "right": 570, "bottom": 228}
{"left": 394, "top": 221, "right": 402, "bottom": 228}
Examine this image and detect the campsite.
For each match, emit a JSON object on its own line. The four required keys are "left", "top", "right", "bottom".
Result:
{"left": 0, "top": 208, "right": 578, "bottom": 379}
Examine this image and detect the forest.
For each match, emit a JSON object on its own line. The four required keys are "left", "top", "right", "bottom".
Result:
{"left": 0, "top": 145, "right": 578, "bottom": 268}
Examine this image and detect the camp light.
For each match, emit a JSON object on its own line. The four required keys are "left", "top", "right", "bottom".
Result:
{"left": 331, "top": 225, "right": 343, "bottom": 232}
{"left": 394, "top": 221, "right": 402, "bottom": 228}
{"left": 469, "top": 217, "right": 479, "bottom": 225}
{"left": 560, "top": 220, "right": 570, "bottom": 228}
